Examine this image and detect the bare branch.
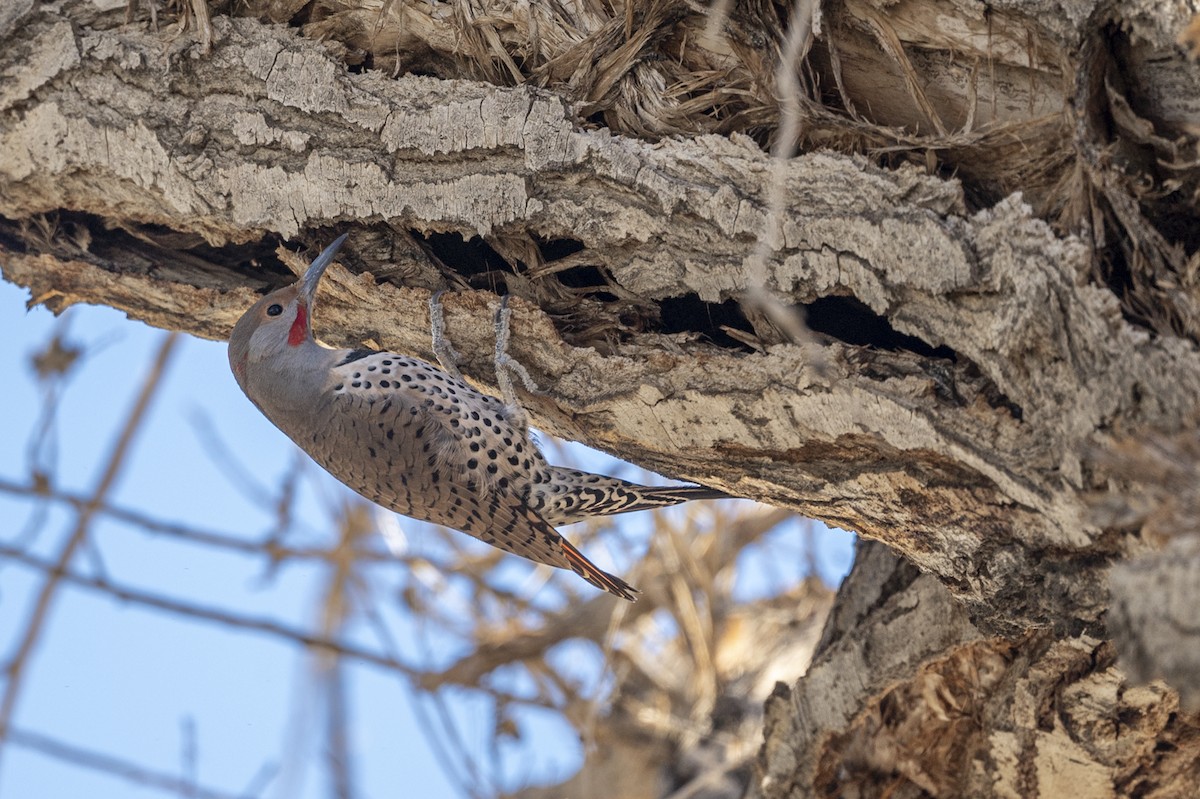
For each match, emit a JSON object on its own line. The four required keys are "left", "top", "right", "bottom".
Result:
{"left": 0, "top": 332, "right": 180, "bottom": 774}
{"left": 7, "top": 727, "right": 257, "bottom": 799}
{"left": 0, "top": 478, "right": 398, "bottom": 563}
{"left": 0, "top": 542, "right": 420, "bottom": 679}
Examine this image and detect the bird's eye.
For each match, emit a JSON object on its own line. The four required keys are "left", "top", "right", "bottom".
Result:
{"left": 266, "top": 304, "right": 283, "bottom": 317}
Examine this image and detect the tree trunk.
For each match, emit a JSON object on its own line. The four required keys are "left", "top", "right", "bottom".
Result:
{"left": 3, "top": 0, "right": 1199, "bottom": 795}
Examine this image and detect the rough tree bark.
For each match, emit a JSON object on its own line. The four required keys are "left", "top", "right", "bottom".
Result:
{"left": 2, "top": 0, "right": 1199, "bottom": 796}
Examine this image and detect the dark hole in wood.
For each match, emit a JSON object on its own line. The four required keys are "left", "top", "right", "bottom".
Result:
{"left": 536, "top": 237, "right": 585, "bottom": 263}
{"left": 658, "top": 294, "right": 757, "bottom": 352}
{"left": 804, "top": 295, "right": 956, "bottom": 359}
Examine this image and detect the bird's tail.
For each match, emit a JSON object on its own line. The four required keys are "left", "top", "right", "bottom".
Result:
{"left": 620, "top": 484, "right": 729, "bottom": 511}
{"left": 535, "top": 467, "right": 728, "bottom": 526}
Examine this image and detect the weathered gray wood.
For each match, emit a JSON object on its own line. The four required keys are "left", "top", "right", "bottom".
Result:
{"left": 756, "top": 542, "right": 1192, "bottom": 799}
{"left": 5, "top": 4, "right": 1196, "bottom": 633}
{"left": 1110, "top": 534, "right": 1200, "bottom": 713}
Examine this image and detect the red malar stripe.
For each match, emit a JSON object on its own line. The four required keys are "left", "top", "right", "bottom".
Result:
{"left": 288, "top": 304, "right": 308, "bottom": 346}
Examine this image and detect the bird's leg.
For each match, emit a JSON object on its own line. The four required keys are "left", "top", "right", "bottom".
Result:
{"left": 493, "top": 295, "right": 541, "bottom": 429}
{"left": 428, "top": 290, "right": 465, "bottom": 380}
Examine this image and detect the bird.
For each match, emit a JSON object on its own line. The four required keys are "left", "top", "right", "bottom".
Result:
{"left": 228, "top": 234, "right": 726, "bottom": 599}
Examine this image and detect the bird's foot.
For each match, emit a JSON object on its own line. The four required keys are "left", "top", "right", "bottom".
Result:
{"left": 428, "top": 290, "right": 465, "bottom": 380}
{"left": 493, "top": 295, "right": 541, "bottom": 426}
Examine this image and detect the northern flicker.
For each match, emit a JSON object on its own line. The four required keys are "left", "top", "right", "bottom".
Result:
{"left": 228, "top": 235, "right": 725, "bottom": 599}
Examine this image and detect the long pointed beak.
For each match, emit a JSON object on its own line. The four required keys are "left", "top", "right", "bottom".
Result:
{"left": 301, "top": 233, "right": 349, "bottom": 306}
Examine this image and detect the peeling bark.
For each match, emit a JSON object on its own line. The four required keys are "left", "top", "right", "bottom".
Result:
{"left": 3, "top": 0, "right": 1200, "bottom": 796}
{"left": 758, "top": 543, "right": 1199, "bottom": 799}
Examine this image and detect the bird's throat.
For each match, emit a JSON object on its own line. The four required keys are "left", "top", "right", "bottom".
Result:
{"left": 288, "top": 304, "right": 308, "bottom": 346}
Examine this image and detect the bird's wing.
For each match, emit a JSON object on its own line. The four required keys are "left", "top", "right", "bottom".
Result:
{"left": 318, "top": 350, "right": 637, "bottom": 600}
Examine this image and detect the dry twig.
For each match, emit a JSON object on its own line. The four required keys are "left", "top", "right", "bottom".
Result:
{"left": 0, "top": 332, "right": 180, "bottom": 776}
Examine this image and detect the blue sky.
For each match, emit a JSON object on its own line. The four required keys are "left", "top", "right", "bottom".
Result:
{"left": 0, "top": 276, "right": 855, "bottom": 799}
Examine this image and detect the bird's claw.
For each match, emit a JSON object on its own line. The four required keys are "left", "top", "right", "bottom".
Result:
{"left": 429, "top": 289, "right": 466, "bottom": 380}
{"left": 493, "top": 295, "right": 541, "bottom": 429}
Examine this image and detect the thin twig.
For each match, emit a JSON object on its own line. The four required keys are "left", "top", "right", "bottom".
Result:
{"left": 319, "top": 501, "right": 368, "bottom": 799}
{"left": 0, "top": 478, "right": 399, "bottom": 563}
{"left": 7, "top": 726, "right": 257, "bottom": 799}
{"left": 325, "top": 665, "right": 355, "bottom": 799}
{"left": 0, "top": 542, "right": 420, "bottom": 678}
{"left": 187, "top": 411, "right": 278, "bottom": 508}
{"left": 346, "top": 569, "right": 490, "bottom": 799}
{"left": 415, "top": 613, "right": 493, "bottom": 798}
{"left": 661, "top": 750, "right": 755, "bottom": 799}
{"left": 742, "top": 0, "right": 828, "bottom": 366}
{"left": 0, "top": 332, "right": 180, "bottom": 777}
{"left": 181, "top": 716, "right": 198, "bottom": 799}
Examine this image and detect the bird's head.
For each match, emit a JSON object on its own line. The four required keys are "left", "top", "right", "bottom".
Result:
{"left": 228, "top": 234, "right": 348, "bottom": 387}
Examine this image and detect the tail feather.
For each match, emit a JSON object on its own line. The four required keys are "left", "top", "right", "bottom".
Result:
{"left": 560, "top": 539, "right": 639, "bottom": 601}
{"left": 615, "top": 485, "right": 728, "bottom": 515}
{"left": 534, "top": 467, "right": 728, "bottom": 526}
